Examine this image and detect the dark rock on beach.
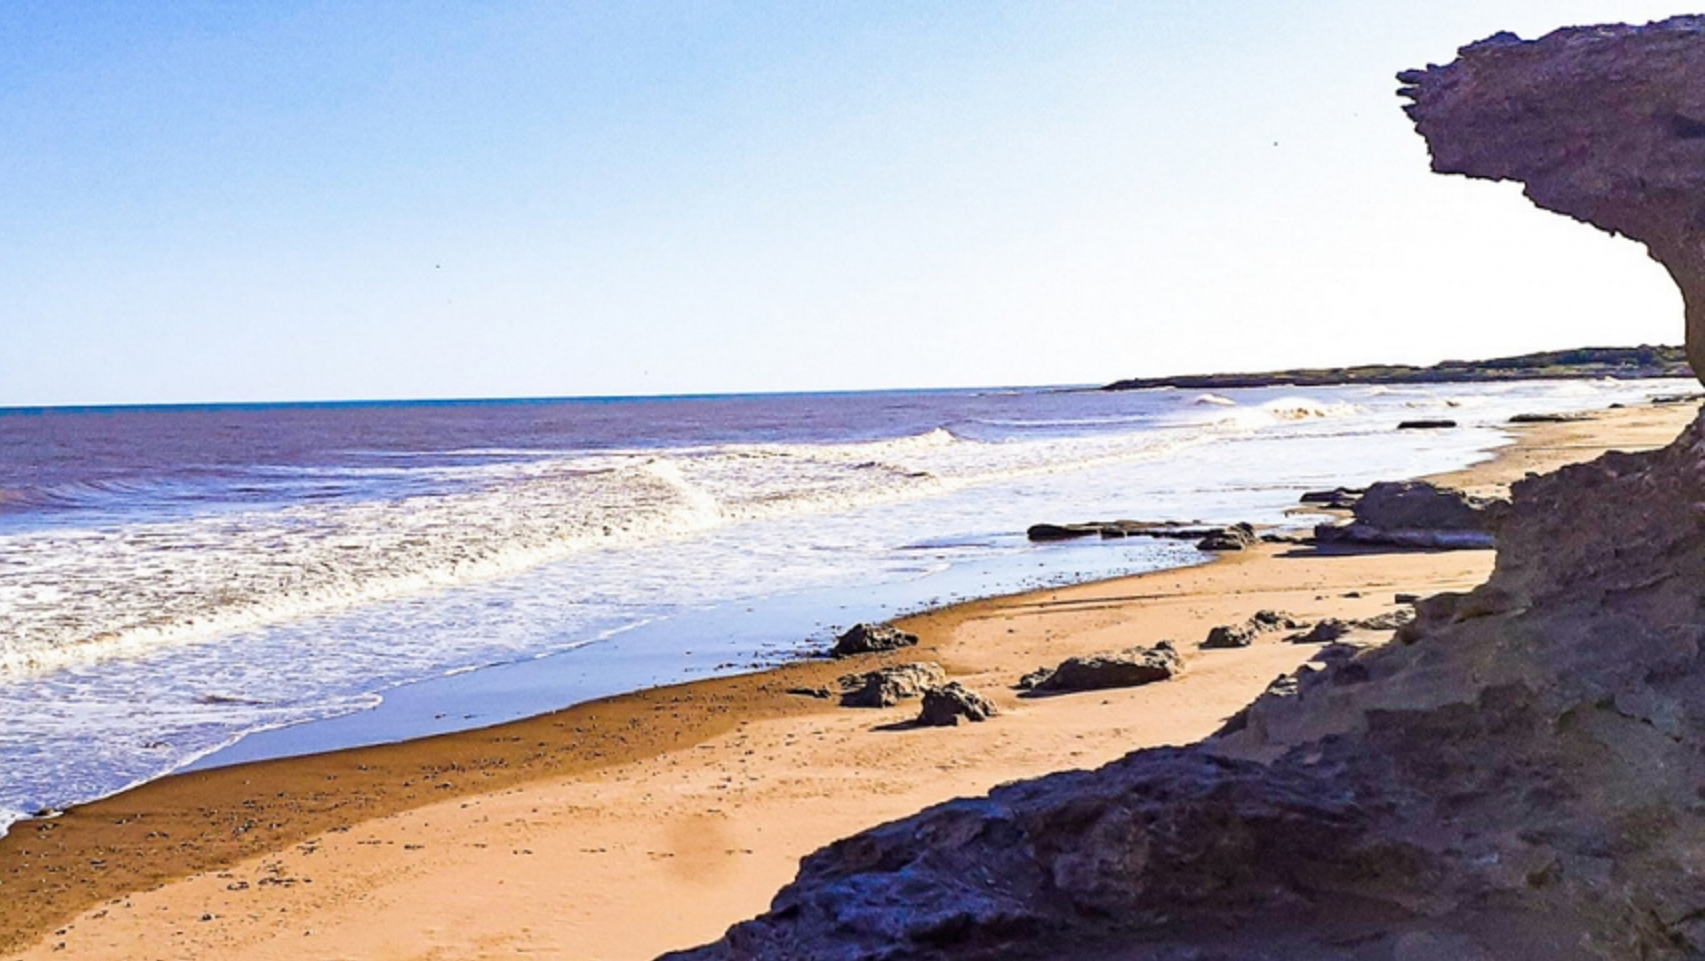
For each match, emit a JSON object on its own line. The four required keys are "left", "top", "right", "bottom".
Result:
{"left": 1395, "top": 418, "right": 1457, "bottom": 430}
{"left": 1353, "top": 609, "right": 1415, "bottom": 632}
{"left": 1286, "top": 618, "right": 1349, "bottom": 644}
{"left": 1314, "top": 479, "right": 1500, "bottom": 550}
{"left": 837, "top": 663, "right": 946, "bottom": 708}
{"left": 1026, "top": 641, "right": 1183, "bottom": 693}
{"left": 1200, "top": 610, "right": 1300, "bottom": 649}
{"left": 1298, "top": 487, "right": 1362, "bottom": 510}
{"left": 1027, "top": 519, "right": 1242, "bottom": 543}
{"left": 1023, "top": 523, "right": 1102, "bottom": 541}
{"left": 1510, "top": 411, "right": 1591, "bottom": 424}
{"left": 1299, "top": 486, "right": 1364, "bottom": 504}
{"left": 829, "top": 623, "right": 919, "bottom": 658}
{"left": 1194, "top": 521, "right": 1256, "bottom": 551}
{"left": 916, "top": 682, "right": 996, "bottom": 726}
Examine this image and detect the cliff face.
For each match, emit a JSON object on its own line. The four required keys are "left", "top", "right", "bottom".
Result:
{"left": 1398, "top": 17, "right": 1705, "bottom": 381}
{"left": 662, "top": 19, "right": 1705, "bottom": 961}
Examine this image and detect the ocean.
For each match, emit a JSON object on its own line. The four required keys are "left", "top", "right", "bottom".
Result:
{"left": 0, "top": 378, "right": 1689, "bottom": 834}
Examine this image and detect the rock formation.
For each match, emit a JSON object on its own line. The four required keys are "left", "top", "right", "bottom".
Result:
{"left": 830, "top": 623, "right": 919, "bottom": 658}
{"left": 1200, "top": 610, "right": 1302, "bottom": 650}
{"left": 1399, "top": 16, "right": 1705, "bottom": 382}
{"left": 1023, "top": 641, "right": 1184, "bottom": 694}
{"left": 916, "top": 683, "right": 997, "bottom": 727}
{"left": 1314, "top": 480, "right": 1501, "bottom": 550}
{"left": 839, "top": 663, "right": 947, "bottom": 708}
{"left": 665, "top": 373, "right": 1705, "bottom": 961}
{"left": 662, "top": 19, "right": 1705, "bottom": 961}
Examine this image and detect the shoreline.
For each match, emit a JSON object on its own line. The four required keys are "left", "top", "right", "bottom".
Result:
{"left": 2, "top": 400, "right": 1694, "bottom": 957}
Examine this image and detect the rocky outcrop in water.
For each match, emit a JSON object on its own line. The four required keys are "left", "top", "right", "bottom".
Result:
{"left": 1400, "top": 17, "right": 1705, "bottom": 382}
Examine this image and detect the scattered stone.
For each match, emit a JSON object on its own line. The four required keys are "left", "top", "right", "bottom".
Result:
{"left": 1396, "top": 418, "right": 1457, "bottom": 429}
{"left": 829, "top": 623, "right": 919, "bottom": 658}
{"left": 1201, "top": 610, "right": 1299, "bottom": 649}
{"left": 1287, "top": 619, "right": 1349, "bottom": 644}
{"left": 1029, "top": 642, "right": 1184, "bottom": 693}
{"left": 916, "top": 683, "right": 997, "bottom": 726}
{"left": 1196, "top": 522, "right": 1257, "bottom": 551}
{"left": 838, "top": 663, "right": 947, "bottom": 708}
{"left": 785, "top": 687, "right": 834, "bottom": 700}
{"left": 1249, "top": 609, "right": 1302, "bottom": 630}
{"left": 1394, "top": 593, "right": 1420, "bottom": 604}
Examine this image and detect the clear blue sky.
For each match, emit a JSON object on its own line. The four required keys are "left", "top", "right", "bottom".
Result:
{"left": 1, "top": 1, "right": 1692, "bottom": 405}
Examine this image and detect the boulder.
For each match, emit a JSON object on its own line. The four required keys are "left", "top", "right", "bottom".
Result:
{"left": 1314, "top": 480, "right": 1500, "bottom": 549}
{"left": 1287, "top": 619, "right": 1349, "bottom": 644}
{"left": 1014, "top": 666, "right": 1054, "bottom": 691}
{"left": 1396, "top": 418, "right": 1457, "bottom": 429}
{"left": 837, "top": 662, "right": 946, "bottom": 708}
{"left": 1195, "top": 522, "right": 1257, "bottom": 551}
{"left": 1201, "top": 610, "right": 1300, "bottom": 649}
{"left": 829, "top": 622, "right": 918, "bottom": 658}
{"left": 916, "top": 682, "right": 997, "bottom": 726}
{"left": 1029, "top": 641, "right": 1184, "bottom": 693}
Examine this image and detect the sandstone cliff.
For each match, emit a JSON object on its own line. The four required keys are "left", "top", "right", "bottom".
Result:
{"left": 1400, "top": 16, "right": 1705, "bottom": 382}
{"left": 663, "top": 19, "right": 1705, "bottom": 961}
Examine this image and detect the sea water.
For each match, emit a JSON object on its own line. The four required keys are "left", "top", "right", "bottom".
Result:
{"left": 0, "top": 379, "right": 1690, "bottom": 833}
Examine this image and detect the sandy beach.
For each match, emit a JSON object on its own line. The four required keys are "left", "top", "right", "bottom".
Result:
{"left": 2, "top": 400, "right": 1693, "bottom": 961}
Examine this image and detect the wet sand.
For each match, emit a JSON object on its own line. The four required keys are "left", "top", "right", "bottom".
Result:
{"left": 3, "top": 401, "right": 1692, "bottom": 960}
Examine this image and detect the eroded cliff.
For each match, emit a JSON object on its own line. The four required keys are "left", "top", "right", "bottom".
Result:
{"left": 1399, "top": 16, "right": 1705, "bottom": 381}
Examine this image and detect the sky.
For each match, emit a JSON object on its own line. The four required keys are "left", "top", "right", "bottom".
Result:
{"left": 1, "top": 1, "right": 1696, "bottom": 406}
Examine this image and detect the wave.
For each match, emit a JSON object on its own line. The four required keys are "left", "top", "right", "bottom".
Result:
{"left": 0, "top": 419, "right": 1241, "bottom": 678}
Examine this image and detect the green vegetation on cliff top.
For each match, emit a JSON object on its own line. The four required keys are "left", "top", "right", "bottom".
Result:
{"left": 1103, "top": 345, "right": 1690, "bottom": 391}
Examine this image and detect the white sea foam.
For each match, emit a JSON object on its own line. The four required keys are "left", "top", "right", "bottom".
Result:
{"left": 0, "top": 422, "right": 1225, "bottom": 679}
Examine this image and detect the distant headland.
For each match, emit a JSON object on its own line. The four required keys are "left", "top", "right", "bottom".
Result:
{"left": 1103, "top": 344, "right": 1690, "bottom": 391}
